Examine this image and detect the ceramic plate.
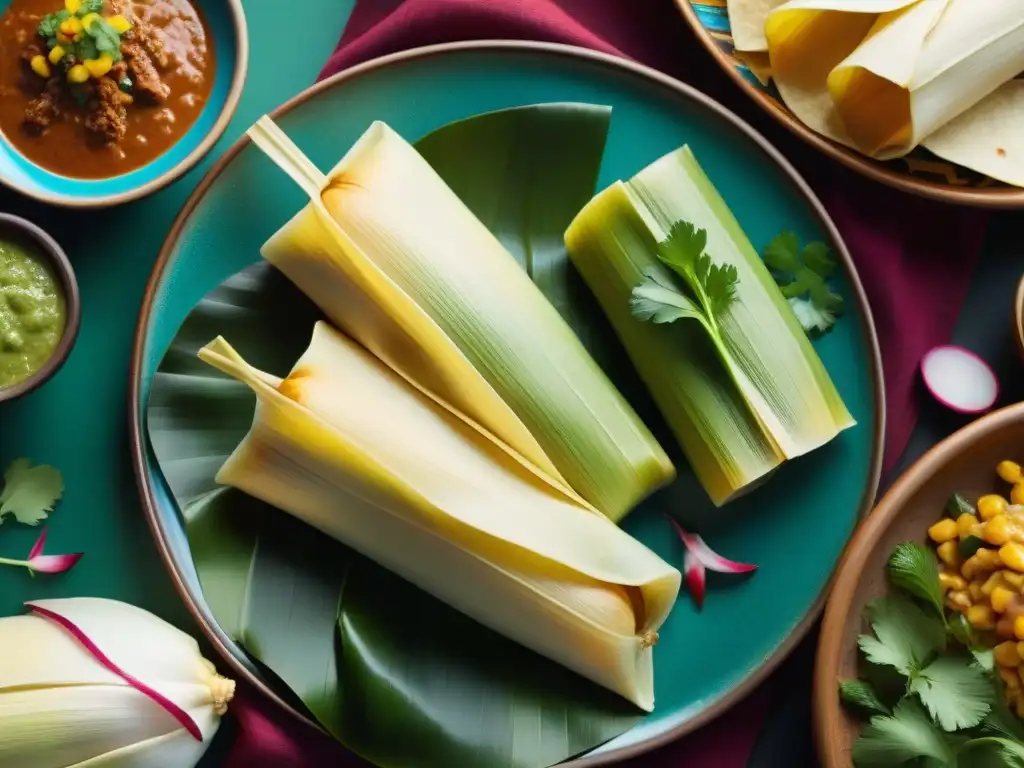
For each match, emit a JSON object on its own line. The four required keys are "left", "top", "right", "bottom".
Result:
{"left": 130, "top": 42, "right": 884, "bottom": 764}
{"left": 0, "top": 0, "right": 247, "bottom": 208}
{"left": 678, "top": 0, "right": 1024, "bottom": 209}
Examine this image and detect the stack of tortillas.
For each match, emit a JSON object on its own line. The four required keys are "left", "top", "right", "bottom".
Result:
{"left": 729, "top": 0, "right": 1024, "bottom": 186}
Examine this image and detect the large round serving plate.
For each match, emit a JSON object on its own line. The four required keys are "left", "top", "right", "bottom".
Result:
{"left": 677, "top": 1, "right": 1024, "bottom": 209}
{"left": 130, "top": 41, "right": 883, "bottom": 764}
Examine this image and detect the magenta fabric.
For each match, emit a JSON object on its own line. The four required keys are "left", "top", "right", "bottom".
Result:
{"left": 223, "top": 0, "right": 988, "bottom": 766}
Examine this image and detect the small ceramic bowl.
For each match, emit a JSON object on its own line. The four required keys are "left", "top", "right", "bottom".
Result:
{"left": 0, "top": 0, "right": 248, "bottom": 209}
{"left": 0, "top": 213, "right": 80, "bottom": 402}
{"left": 814, "top": 402, "right": 1024, "bottom": 767}
{"left": 676, "top": 0, "right": 1024, "bottom": 208}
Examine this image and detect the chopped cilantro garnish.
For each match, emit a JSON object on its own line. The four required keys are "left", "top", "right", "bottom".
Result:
{"left": 763, "top": 230, "right": 843, "bottom": 336}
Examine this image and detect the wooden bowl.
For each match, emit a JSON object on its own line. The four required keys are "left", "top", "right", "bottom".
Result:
{"left": 676, "top": 1, "right": 1024, "bottom": 209}
{"left": 1014, "top": 275, "right": 1024, "bottom": 362}
{"left": 814, "top": 402, "right": 1024, "bottom": 766}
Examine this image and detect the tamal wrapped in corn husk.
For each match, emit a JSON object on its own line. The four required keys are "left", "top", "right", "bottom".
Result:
{"left": 198, "top": 322, "right": 680, "bottom": 711}
{"left": 245, "top": 117, "right": 673, "bottom": 523}
{"left": 565, "top": 146, "right": 854, "bottom": 505}
{"left": 762, "top": 0, "right": 1024, "bottom": 178}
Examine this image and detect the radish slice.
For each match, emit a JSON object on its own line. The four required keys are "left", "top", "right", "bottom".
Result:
{"left": 26, "top": 602, "right": 204, "bottom": 741}
{"left": 684, "top": 550, "right": 706, "bottom": 609}
{"left": 25, "top": 528, "right": 83, "bottom": 574}
{"left": 666, "top": 517, "right": 758, "bottom": 573}
{"left": 921, "top": 345, "right": 998, "bottom": 414}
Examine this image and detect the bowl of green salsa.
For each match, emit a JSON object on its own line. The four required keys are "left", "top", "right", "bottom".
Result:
{"left": 0, "top": 213, "right": 79, "bottom": 401}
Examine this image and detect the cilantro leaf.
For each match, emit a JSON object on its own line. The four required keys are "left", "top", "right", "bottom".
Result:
{"left": 840, "top": 679, "right": 891, "bottom": 717}
{"left": 763, "top": 230, "right": 843, "bottom": 335}
{"left": 630, "top": 270, "right": 706, "bottom": 325}
{"left": 0, "top": 458, "right": 64, "bottom": 526}
{"left": 852, "top": 698, "right": 954, "bottom": 767}
{"left": 77, "top": 0, "right": 104, "bottom": 14}
{"left": 787, "top": 297, "right": 835, "bottom": 336}
{"left": 910, "top": 655, "right": 992, "bottom": 731}
{"left": 980, "top": 693, "right": 1024, "bottom": 741}
{"left": 959, "top": 737, "right": 1024, "bottom": 768}
{"left": 85, "top": 17, "right": 123, "bottom": 60}
{"left": 71, "top": 35, "right": 99, "bottom": 62}
{"left": 888, "top": 542, "right": 945, "bottom": 620}
{"left": 654, "top": 221, "right": 739, "bottom": 321}
{"left": 858, "top": 594, "right": 945, "bottom": 676}
{"left": 37, "top": 9, "right": 69, "bottom": 39}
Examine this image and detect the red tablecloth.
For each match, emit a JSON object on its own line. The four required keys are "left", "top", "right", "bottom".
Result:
{"left": 224, "top": 1, "right": 989, "bottom": 765}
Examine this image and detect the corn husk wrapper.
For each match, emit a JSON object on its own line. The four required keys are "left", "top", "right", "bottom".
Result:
{"left": 0, "top": 598, "right": 234, "bottom": 768}
{"left": 246, "top": 117, "right": 673, "bottom": 523}
{"left": 198, "top": 322, "right": 681, "bottom": 711}
{"left": 764, "top": 0, "right": 1024, "bottom": 172}
{"left": 565, "top": 146, "right": 854, "bottom": 506}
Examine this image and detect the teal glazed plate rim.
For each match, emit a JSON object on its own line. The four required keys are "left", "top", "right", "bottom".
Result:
{"left": 676, "top": 0, "right": 1024, "bottom": 209}
{"left": 128, "top": 41, "right": 885, "bottom": 765}
{"left": 0, "top": 0, "right": 248, "bottom": 209}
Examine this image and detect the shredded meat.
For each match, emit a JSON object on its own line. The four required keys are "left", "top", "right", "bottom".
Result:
{"left": 108, "top": 0, "right": 168, "bottom": 67}
{"left": 85, "top": 77, "right": 132, "bottom": 144}
{"left": 23, "top": 78, "right": 64, "bottom": 134}
{"left": 121, "top": 40, "right": 169, "bottom": 103}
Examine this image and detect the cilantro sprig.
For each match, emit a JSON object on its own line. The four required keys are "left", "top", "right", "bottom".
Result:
{"left": 763, "top": 230, "right": 843, "bottom": 336}
{"left": 841, "top": 539, "right": 1024, "bottom": 766}
{"left": 0, "top": 458, "right": 64, "bottom": 526}
{"left": 630, "top": 221, "right": 739, "bottom": 334}
{"left": 37, "top": 0, "right": 125, "bottom": 68}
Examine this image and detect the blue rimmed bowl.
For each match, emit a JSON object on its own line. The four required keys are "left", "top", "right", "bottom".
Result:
{"left": 0, "top": 0, "right": 247, "bottom": 209}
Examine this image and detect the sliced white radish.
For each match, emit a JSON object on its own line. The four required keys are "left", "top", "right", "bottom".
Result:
{"left": 921, "top": 346, "right": 998, "bottom": 414}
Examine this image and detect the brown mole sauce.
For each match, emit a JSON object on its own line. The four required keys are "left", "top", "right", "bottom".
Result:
{"left": 0, "top": 0, "right": 215, "bottom": 179}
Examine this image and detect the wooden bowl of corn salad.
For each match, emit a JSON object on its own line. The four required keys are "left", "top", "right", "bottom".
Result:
{"left": 815, "top": 402, "right": 1024, "bottom": 767}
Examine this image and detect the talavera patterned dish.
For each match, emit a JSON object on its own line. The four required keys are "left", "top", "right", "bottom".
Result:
{"left": 679, "top": 0, "right": 1024, "bottom": 209}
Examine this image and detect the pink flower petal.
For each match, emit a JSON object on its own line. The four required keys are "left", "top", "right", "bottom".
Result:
{"left": 26, "top": 604, "right": 203, "bottom": 741}
{"left": 684, "top": 549, "right": 706, "bottom": 609}
{"left": 27, "top": 528, "right": 48, "bottom": 560}
{"left": 666, "top": 517, "right": 758, "bottom": 574}
{"left": 28, "top": 552, "right": 83, "bottom": 574}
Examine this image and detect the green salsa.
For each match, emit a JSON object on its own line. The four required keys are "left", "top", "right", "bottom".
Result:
{"left": 0, "top": 237, "right": 66, "bottom": 388}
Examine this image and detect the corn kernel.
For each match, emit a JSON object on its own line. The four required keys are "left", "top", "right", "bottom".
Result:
{"left": 996, "top": 641, "right": 1021, "bottom": 667}
{"left": 1002, "top": 542, "right": 1024, "bottom": 572}
{"left": 984, "top": 571, "right": 1007, "bottom": 596}
{"left": 970, "top": 579, "right": 986, "bottom": 601}
{"left": 947, "top": 590, "right": 972, "bottom": 612}
{"left": 84, "top": 54, "right": 113, "bottom": 79}
{"left": 986, "top": 514, "right": 1014, "bottom": 546}
{"left": 940, "top": 571, "right": 967, "bottom": 592}
{"left": 980, "top": 495, "right": 1010, "bottom": 521}
{"left": 59, "top": 17, "right": 83, "bottom": 37}
{"left": 64, "top": 0, "right": 80, "bottom": 12}
{"left": 1013, "top": 615, "right": 1024, "bottom": 640}
{"left": 936, "top": 540, "right": 958, "bottom": 567}
{"left": 1013, "top": 484, "right": 1024, "bottom": 507}
{"left": 929, "top": 518, "right": 959, "bottom": 544}
{"left": 999, "top": 461, "right": 1024, "bottom": 484}
{"left": 964, "top": 549, "right": 1000, "bottom": 579}
{"left": 958, "top": 512, "right": 981, "bottom": 539}
{"left": 29, "top": 54, "right": 50, "bottom": 78}
{"left": 80, "top": 12, "right": 100, "bottom": 30}
{"left": 66, "top": 64, "right": 89, "bottom": 84}
{"left": 1006, "top": 571, "right": 1024, "bottom": 589}
{"left": 1001, "top": 666, "right": 1022, "bottom": 689}
{"left": 969, "top": 603, "right": 997, "bottom": 629}
{"left": 993, "top": 585, "right": 1016, "bottom": 612}
{"left": 47, "top": 45, "right": 65, "bottom": 65}
{"left": 108, "top": 14, "right": 132, "bottom": 33}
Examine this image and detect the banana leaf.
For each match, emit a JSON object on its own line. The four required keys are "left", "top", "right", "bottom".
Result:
{"left": 146, "top": 104, "right": 645, "bottom": 768}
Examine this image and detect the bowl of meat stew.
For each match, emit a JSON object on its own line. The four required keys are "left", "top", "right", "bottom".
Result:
{"left": 0, "top": 0, "right": 246, "bottom": 207}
